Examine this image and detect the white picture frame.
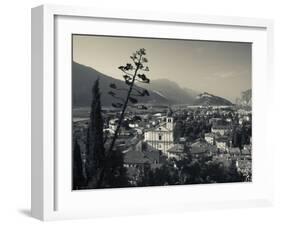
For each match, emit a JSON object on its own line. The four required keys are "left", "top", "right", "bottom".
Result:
{"left": 31, "top": 4, "right": 274, "bottom": 221}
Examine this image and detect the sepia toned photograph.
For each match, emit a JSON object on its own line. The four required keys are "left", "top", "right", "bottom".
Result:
{"left": 72, "top": 35, "right": 252, "bottom": 190}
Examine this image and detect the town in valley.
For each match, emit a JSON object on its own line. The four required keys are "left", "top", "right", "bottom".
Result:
{"left": 73, "top": 91, "right": 252, "bottom": 188}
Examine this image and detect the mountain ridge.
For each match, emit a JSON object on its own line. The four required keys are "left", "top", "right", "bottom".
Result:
{"left": 194, "top": 92, "right": 233, "bottom": 106}
{"left": 72, "top": 62, "right": 169, "bottom": 107}
{"left": 137, "top": 78, "right": 198, "bottom": 105}
{"left": 72, "top": 62, "right": 233, "bottom": 107}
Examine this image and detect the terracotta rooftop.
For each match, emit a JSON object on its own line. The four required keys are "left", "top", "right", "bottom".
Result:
{"left": 124, "top": 149, "right": 160, "bottom": 165}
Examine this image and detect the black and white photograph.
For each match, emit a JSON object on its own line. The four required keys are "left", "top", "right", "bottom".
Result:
{"left": 72, "top": 35, "right": 252, "bottom": 190}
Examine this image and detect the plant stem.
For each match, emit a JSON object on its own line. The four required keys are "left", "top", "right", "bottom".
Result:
{"left": 96, "top": 54, "right": 142, "bottom": 187}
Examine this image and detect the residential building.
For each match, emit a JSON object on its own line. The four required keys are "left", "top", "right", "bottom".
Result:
{"left": 215, "top": 137, "right": 229, "bottom": 151}
{"left": 211, "top": 125, "right": 230, "bottom": 136}
{"left": 167, "top": 143, "right": 185, "bottom": 160}
{"left": 204, "top": 133, "right": 215, "bottom": 145}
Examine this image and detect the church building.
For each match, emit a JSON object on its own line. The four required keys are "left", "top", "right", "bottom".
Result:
{"left": 144, "top": 109, "right": 175, "bottom": 156}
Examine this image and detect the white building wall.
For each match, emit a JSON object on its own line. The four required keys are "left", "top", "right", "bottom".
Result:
{"left": 144, "top": 116, "right": 175, "bottom": 156}
{"left": 216, "top": 142, "right": 227, "bottom": 151}
{"left": 205, "top": 136, "right": 214, "bottom": 145}
{"left": 211, "top": 128, "right": 226, "bottom": 136}
{"left": 144, "top": 130, "right": 174, "bottom": 155}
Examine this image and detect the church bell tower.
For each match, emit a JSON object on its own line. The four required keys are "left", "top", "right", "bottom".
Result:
{"left": 166, "top": 108, "right": 174, "bottom": 131}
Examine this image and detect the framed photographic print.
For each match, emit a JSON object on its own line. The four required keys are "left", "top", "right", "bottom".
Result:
{"left": 31, "top": 4, "right": 274, "bottom": 221}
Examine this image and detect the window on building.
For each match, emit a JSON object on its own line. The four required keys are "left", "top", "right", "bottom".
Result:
{"left": 158, "top": 134, "right": 162, "bottom": 140}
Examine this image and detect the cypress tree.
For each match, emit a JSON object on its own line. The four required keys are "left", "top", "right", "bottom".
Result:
{"left": 86, "top": 79, "right": 105, "bottom": 188}
{"left": 73, "top": 139, "right": 85, "bottom": 190}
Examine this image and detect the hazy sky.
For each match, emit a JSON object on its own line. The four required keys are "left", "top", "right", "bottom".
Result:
{"left": 73, "top": 35, "right": 251, "bottom": 102}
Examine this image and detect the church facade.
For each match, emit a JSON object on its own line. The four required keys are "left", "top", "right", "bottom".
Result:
{"left": 144, "top": 111, "right": 175, "bottom": 156}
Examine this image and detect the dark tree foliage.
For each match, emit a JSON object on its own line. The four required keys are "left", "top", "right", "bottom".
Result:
{"left": 227, "top": 160, "right": 244, "bottom": 182}
{"left": 173, "top": 121, "right": 184, "bottom": 142}
{"left": 231, "top": 124, "right": 251, "bottom": 149}
{"left": 101, "top": 149, "right": 129, "bottom": 188}
{"left": 178, "top": 157, "right": 243, "bottom": 184}
{"left": 138, "top": 164, "right": 179, "bottom": 187}
{"left": 173, "top": 118, "right": 211, "bottom": 143}
{"left": 138, "top": 155, "right": 244, "bottom": 187}
{"left": 86, "top": 79, "right": 106, "bottom": 188}
{"left": 232, "top": 127, "right": 241, "bottom": 148}
{"left": 73, "top": 139, "right": 86, "bottom": 189}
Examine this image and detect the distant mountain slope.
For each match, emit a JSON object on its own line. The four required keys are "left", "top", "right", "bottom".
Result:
{"left": 139, "top": 78, "right": 198, "bottom": 105}
{"left": 241, "top": 89, "right": 252, "bottom": 106}
{"left": 72, "top": 62, "right": 169, "bottom": 107}
{"left": 73, "top": 62, "right": 231, "bottom": 107}
{"left": 194, "top": 92, "right": 233, "bottom": 106}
